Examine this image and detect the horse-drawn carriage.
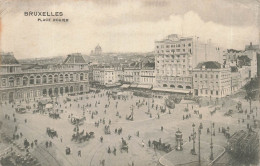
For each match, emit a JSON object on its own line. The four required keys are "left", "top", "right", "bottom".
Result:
{"left": 46, "top": 127, "right": 58, "bottom": 138}
{"left": 71, "top": 131, "right": 95, "bottom": 143}
{"left": 120, "top": 138, "right": 128, "bottom": 153}
{"left": 152, "top": 140, "right": 172, "bottom": 152}
{"left": 224, "top": 109, "right": 233, "bottom": 116}
{"left": 49, "top": 112, "right": 60, "bottom": 119}
{"left": 70, "top": 116, "right": 86, "bottom": 126}
{"left": 15, "top": 106, "right": 26, "bottom": 114}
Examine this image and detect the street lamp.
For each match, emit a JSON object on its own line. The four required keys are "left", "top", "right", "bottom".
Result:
{"left": 191, "top": 123, "right": 196, "bottom": 155}
{"left": 210, "top": 123, "right": 214, "bottom": 161}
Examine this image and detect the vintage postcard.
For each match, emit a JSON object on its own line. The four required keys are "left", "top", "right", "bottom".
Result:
{"left": 0, "top": 0, "right": 259, "bottom": 166}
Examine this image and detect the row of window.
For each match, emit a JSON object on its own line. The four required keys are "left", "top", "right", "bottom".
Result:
{"left": 160, "top": 84, "right": 192, "bottom": 89}
{"left": 156, "top": 43, "right": 192, "bottom": 49}
{"left": 1, "top": 73, "right": 87, "bottom": 87}
{"left": 157, "top": 60, "right": 186, "bottom": 63}
{"left": 200, "top": 89, "right": 219, "bottom": 95}
{"left": 194, "top": 73, "right": 218, "bottom": 79}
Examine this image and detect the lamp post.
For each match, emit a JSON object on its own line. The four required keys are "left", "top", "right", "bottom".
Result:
{"left": 191, "top": 123, "right": 196, "bottom": 155}
{"left": 210, "top": 123, "right": 214, "bottom": 161}
{"left": 198, "top": 127, "right": 201, "bottom": 166}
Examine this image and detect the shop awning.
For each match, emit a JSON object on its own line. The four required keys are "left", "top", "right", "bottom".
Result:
{"left": 130, "top": 84, "right": 138, "bottom": 88}
{"left": 137, "top": 84, "right": 152, "bottom": 89}
{"left": 152, "top": 88, "right": 192, "bottom": 94}
{"left": 120, "top": 84, "right": 130, "bottom": 88}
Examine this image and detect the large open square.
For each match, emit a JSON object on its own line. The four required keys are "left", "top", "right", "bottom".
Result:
{"left": 1, "top": 87, "right": 259, "bottom": 166}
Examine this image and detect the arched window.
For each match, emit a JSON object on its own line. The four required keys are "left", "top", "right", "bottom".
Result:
{"left": 59, "top": 74, "right": 63, "bottom": 82}
{"left": 70, "top": 74, "right": 73, "bottom": 82}
{"left": 54, "top": 75, "right": 58, "bottom": 83}
{"left": 163, "top": 84, "right": 167, "bottom": 87}
{"left": 186, "top": 86, "right": 191, "bottom": 89}
{"left": 178, "top": 85, "right": 183, "bottom": 89}
{"left": 170, "top": 85, "right": 175, "bottom": 88}
{"left": 23, "top": 77, "right": 28, "bottom": 86}
{"left": 65, "top": 74, "right": 69, "bottom": 82}
{"left": 48, "top": 75, "right": 53, "bottom": 84}
{"left": 36, "top": 76, "right": 41, "bottom": 84}
{"left": 42, "top": 75, "right": 47, "bottom": 84}
{"left": 9, "top": 77, "right": 14, "bottom": 87}
{"left": 30, "top": 76, "right": 35, "bottom": 85}
{"left": 80, "top": 73, "right": 84, "bottom": 81}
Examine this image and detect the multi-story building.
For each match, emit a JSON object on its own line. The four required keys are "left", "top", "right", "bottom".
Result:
{"left": 154, "top": 34, "right": 223, "bottom": 93}
{"left": 154, "top": 34, "right": 223, "bottom": 68}
{"left": 140, "top": 62, "right": 155, "bottom": 85}
{"left": 93, "top": 66, "right": 121, "bottom": 86}
{"left": 193, "top": 61, "right": 231, "bottom": 98}
{"left": 0, "top": 53, "right": 90, "bottom": 103}
{"left": 122, "top": 62, "right": 141, "bottom": 84}
{"left": 154, "top": 52, "right": 193, "bottom": 93}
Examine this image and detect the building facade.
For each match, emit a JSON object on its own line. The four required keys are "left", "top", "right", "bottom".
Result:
{"left": 193, "top": 61, "right": 231, "bottom": 98}
{"left": 154, "top": 52, "right": 193, "bottom": 93}
{"left": 140, "top": 62, "right": 155, "bottom": 86}
{"left": 0, "top": 53, "right": 90, "bottom": 103}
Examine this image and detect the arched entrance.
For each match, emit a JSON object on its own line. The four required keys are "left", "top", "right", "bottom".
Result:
{"left": 80, "top": 85, "right": 84, "bottom": 92}
{"left": 60, "top": 87, "right": 64, "bottom": 95}
{"left": 70, "top": 86, "right": 74, "bottom": 93}
{"left": 43, "top": 89, "right": 47, "bottom": 96}
{"left": 48, "top": 88, "right": 53, "bottom": 96}
{"left": 177, "top": 85, "right": 183, "bottom": 89}
{"left": 65, "top": 87, "right": 69, "bottom": 93}
{"left": 9, "top": 92, "right": 14, "bottom": 103}
{"left": 54, "top": 87, "right": 59, "bottom": 96}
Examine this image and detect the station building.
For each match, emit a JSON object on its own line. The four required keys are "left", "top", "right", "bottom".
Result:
{"left": 0, "top": 53, "right": 90, "bottom": 103}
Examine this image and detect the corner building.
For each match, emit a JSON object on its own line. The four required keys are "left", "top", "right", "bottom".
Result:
{"left": 0, "top": 53, "right": 90, "bottom": 103}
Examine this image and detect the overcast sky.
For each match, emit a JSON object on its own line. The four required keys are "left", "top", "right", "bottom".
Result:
{"left": 1, "top": 0, "right": 260, "bottom": 59}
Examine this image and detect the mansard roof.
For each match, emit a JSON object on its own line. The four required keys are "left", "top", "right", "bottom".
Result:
{"left": 196, "top": 61, "right": 221, "bottom": 69}
{"left": 0, "top": 52, "right": 19, "bottom": 65}
{"left": 63, "top": 53, "right": 86, "bottom": 64}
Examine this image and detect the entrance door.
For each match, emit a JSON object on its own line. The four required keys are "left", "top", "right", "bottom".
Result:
{"left": 9, "top": 92, "right": 14, "bottom": 103}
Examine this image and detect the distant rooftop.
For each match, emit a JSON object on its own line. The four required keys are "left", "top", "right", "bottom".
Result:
{"left": 196, "top": 61, "right": 221, "bottom": 69}
{"left": 63, "top": 53, "right": 87, "bottom": 64}
{"left": 0, "top": 52, "right": 19, "bottom": 65}
{"left": 245, "top": 42, "right": 259, "bottom": 51}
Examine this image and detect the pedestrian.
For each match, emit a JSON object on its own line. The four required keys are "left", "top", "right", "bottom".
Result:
{"left": 60, "top": 136, "right": 63, "bottom": 143}
{"left": 148, "top": 140, "right": 151, "bottom": 147}
{"left": 78, "top": 150, "right": 81, "bottom": 157}
{"left": 142, "top": 140, "right": 145, "bottom": 147}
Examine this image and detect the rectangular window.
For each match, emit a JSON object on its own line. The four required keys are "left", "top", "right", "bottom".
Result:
{"left": 200, "top": 89, "right": 203, "bottom": 94}
{"left": 216, "top": 91, "right": 218, "bottom": 95}
{"left": 200, "top": 74, "right": 202, "bottom": 78}
{"left": 195, "top": 74, "right": 197, "bottom": 78}
{"left": 211, "top": 90, "right": 213, "bottom": 95}
{"left": 216, "top": 75, "right": 218, "bottom": 79}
